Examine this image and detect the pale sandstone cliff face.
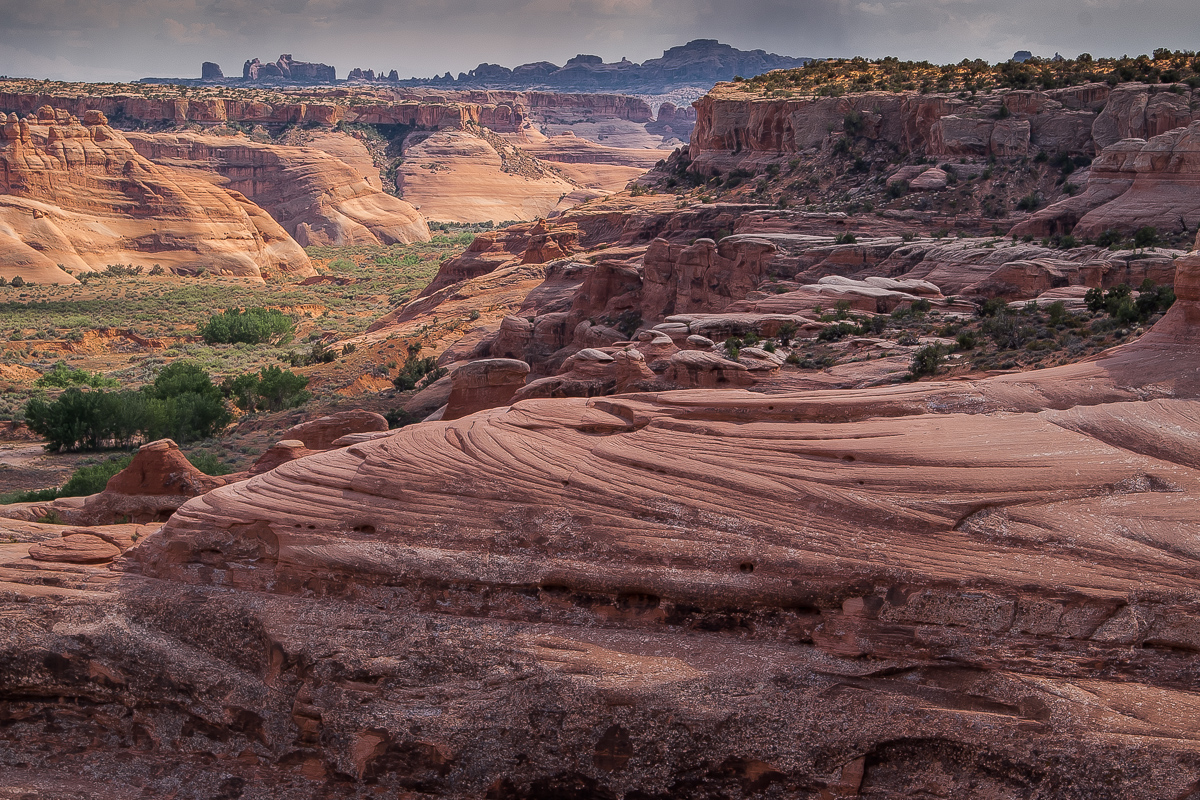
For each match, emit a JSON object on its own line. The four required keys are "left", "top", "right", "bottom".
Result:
{"left": 0, "top": 110, "right": 312, "bottom": 283}
{"left": 124, "top": 131, "right": 430, "bottom": 247}
{"left": 0, "top": 253, "right": 1187, "bottom": 796}
{"left": 396, "top": 130, "right": 598, "bottom": 223}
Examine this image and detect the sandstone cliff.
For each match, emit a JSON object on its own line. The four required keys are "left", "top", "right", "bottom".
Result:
{"left": 125, "top": 132, "right": 430, "bottom": 246}
{"left": 1011, "top": 120, "right": 1200, "bottom": 238}
{"left": 689, "top": 81, "right": 1197, "bottom": 171}
{"left": 0, "top": 109, "right": 312, "bottom": 283}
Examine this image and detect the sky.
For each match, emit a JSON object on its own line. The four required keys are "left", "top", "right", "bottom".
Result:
{"left": 0, "top": 0, "right": 1197, "bottom": 83}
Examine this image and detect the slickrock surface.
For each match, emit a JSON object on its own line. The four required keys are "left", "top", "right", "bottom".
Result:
{"left": 125, "top": 132, "right": 430, "bottom": 246}
{"left": 0, "top": 110, "right": 313, "bottom": 283}
{"left": 0, "top": 254, "right": 1179, "bottom": 795}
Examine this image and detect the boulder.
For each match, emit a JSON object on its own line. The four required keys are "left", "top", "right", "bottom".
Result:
{"left": 909, "top": 168, "right": 949, "bottom": 191}
{"left": 284, "top": 410, "right": 389, "bottom": 451}
{"left": 443, "top": 359, "right": 530, "bottom": 420}
{"left": 27, "top": 534, "right": 120, "bottom": 564}
{"left": 663, "top": 350, "right": 753, "bottom": 388}
{"left": 249, "top": 440, "right": 317, "bottom": 476}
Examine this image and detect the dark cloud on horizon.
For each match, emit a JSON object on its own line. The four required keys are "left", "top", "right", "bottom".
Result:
{"left": 0, "top": 0, "right": 1197, "bottom": 82}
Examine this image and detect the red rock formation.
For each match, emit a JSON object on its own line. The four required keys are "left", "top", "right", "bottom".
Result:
{"left": 283, "top": 410, "right": 389, "bottom": 451}
{"left": 22, "top": 253, "right": 1181, "bottom": 796}
{"left": 641, "top": 236, "right": 778, "bottom": 319}
{"left": 0, "top": 112, "right": 312, "bottom": 283}
{"left": 59, "top": 439, "right": 225, "bottom": 525}
{"left": 443, "top": 358, "right": 530, "bottom": 420}
{"left": 1012, "top": 121, "right": 1200, "bottom": 238}
{"left": 125, "top": 132, "right": 430, "bottom": 246}
{"left": 688, "top": 82, "right": 1197, "bottom": 172}
{"left": 249, "top": 440, "right": 317, "bottom": 476}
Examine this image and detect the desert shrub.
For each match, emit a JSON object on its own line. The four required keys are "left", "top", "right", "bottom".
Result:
{"left": 1134, "top": 225, "right": 1160, "bottom": 251}
{"left": 1096, "top": 228, "right": 1123, "bottom": 248}
{"left": 1016, "top": 192, "right": 1042, "bottom": 211}
{"left": 834, "top": 232, "right": 857, "bottom": 245}
{"left": 817, "top": 322, "right": 860, "bottom": 342}
{"left": 955, "top": 331, "right": 977, "bottom": 350}
{"left": 979, "top": 297, "right": 1008, "bottom": 317}
{"left": 10, "top": 276, "right": 24, "bottom": 288}
{"left": 393, "top": 343, "right": 447, "bottom": 391}
{"left": 1046, "top": 301, "right": 1069, "bottom": 325}
{"left": 222, "top": 366, "right": 310, "bottom": 413}
{"left": 385, "top": 408, "right": 423, "bottom": 429}
{"left": 200, "top": 307, "right": 294, "bottom": 345}
{"left": 910, "top": 344, "right": 946, "bottom": 377}
{"left": 186, "top": 450, "right": 232, "bottom": 476}
{"left": 36, "top": 361, "right": 118, "bottom": 389}
{"left": 25, "top": 362, "right": 230, "bottom": 451}
{"left": 1, "top": 455, "right": 133, "bottom": 504}
{"left": 981, "top": 313, "right": 1036, "bottom": 350}
{"left": 776, "top": 321, "right": 799, "bottom": 346}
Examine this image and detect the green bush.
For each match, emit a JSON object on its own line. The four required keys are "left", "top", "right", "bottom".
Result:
{"left": 910, "top": 344, "right": 946, "bottom": 377}
{"left": 36, "top": 361, "right": 118, "bottom": 389}
{"left": 199, "top": 307, "right": 294, "bottom": 345}
{"left": 186, "top": 451, "right": 232, "bottom": 476}
{"left": 1134, "top": 226, "right": 1160, "bottom": 251}
{"left": 24, "top": 362, "right": 231, "bottom": 452}
{"left": 393, "top": 343, "right": 447, "bottom": 391}
{"left": 222, "top": 366, "right": 310, "bottom": 413}
{"left": 1, "top": 455, "right": 132, "bottom": 504}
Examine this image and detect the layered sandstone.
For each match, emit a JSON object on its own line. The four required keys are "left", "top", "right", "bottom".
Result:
{"left": 689, "top": 82, "right": 1197, "bottom": 172}
{"left": 125, "top": 131, "right": 430, "bottom": 246}
{"left": 1011, "top": 120, "right": 1200, "bottom": 238}
{"left": 0, "top": 111, "right": 312, "bottom": 283}
{"left": 396, "top": 130, "right": 594, "bottom": 223}
{"left": 12, "top": 253, "right": 1184, "bottom": 796}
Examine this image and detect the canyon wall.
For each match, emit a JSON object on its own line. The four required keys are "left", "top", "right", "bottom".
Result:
{"left": 690, "top": 82, "right": 1198, "bottom": 169}
{"left": 125, "top": 132, "right": 430, "bottom": 246}
{"left": 0, "top": 109, "right": 312, "bottom": 283}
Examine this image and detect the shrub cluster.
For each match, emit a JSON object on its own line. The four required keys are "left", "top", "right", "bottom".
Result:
{"left": 24, "top": 362, "right": 231, "bottom": 452}
{"left": 36, "top": 361, "right": 118, "bottom": 389}
{"left": 199, "top": 307, "right": 294, "bottom": 345}
{"left": 393, "top": 343, "right": 447, "bottom": 391}
{"left": 222, "top": 366, "right": 310, "bottom": 413}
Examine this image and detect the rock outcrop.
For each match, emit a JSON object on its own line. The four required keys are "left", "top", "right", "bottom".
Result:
{"left": 395, "top": 130, "right": 593, "bottom": 223}
{"left": 443, "top": 358, "right": 530, "bottom": 420}
{"left": 1011, "top": 121, "right": 1200, "bottom": 238}
{"left": 74, "top": 439, "right": 224, "bottom": 525}
{"left": 282, "top": 410, "right": 389, "bottom": 451}
{"left": 125, "top": 132, "right": 430, "bottom": 246}
{"left": 243, "top": 55, "right": 335, "bottom": 83}
{"left": 0, "top": 111, "right": 313, "bottom": 283}
{"left": 1, "top": 253, "right": 1178, "bottom": 796}
{"left": 353, "top": 39, "right": 810, "bottom": 93}
{"left": 688, "top": 81, "right": 1197, "bottom": 172}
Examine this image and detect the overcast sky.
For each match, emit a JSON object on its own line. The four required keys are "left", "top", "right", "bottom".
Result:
{"left": 1, "top": 0, "right": 1197, "bottom": 83}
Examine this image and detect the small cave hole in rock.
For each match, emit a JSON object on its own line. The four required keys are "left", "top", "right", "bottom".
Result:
{"left": 739, "top": 561, "right": 755, "bottom": 574}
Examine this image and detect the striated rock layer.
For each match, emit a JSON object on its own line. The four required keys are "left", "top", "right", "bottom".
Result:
{"left": 1011, "top": 120, "right": 1200, "bottom": 238}
{"left": 125, "top": 131, "right": 430, "bottom": 246}
{"left": 0, "top": 253, "right": 1186, "bottom": 795}
{"left": 0, "top": 110, "right": 312, "bottom": 283}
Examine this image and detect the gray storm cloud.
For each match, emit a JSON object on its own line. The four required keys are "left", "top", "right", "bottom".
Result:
{"left": 0, "top": 0, "right": 1196, "bottom": 81}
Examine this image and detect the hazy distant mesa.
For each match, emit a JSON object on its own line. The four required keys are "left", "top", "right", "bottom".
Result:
{"left": 146, "top": 40, "right": 811, "bottom": 95}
